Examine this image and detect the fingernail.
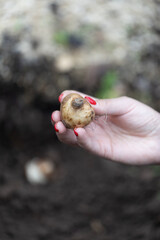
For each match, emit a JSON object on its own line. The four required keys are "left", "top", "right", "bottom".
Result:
{"left": 85, "top": 96, "right": 96, "bottom": 105}
{"left": 58, "top": 93, "right": 63, "bottom": 103}
{"left": 54, "top": 124, "right": 59, "bottom": 132}
{"left": 74, "top": 128, "right": 78, "bottom": 136}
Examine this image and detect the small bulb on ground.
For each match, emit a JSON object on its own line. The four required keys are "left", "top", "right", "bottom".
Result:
{"left": 25, "top": 158, "right": 55, "bottom": 184}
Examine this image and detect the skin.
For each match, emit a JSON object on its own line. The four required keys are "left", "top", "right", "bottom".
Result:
{"left": 51, "top": 90, "right": 160, "bottom": 165}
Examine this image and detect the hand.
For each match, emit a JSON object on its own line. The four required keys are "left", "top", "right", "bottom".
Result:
{"left": 51, "top": 90, "right": 160, "bottom": 165}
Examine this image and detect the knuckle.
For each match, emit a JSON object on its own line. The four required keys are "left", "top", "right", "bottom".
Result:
{"left": 120, "top": 96, "right": 129, "bottom": 101}
{"left": 61, "top": 90, "right": 69, "bottom": 96}
{"left": 120, "top": 96, "right": 133, "bottom": 103}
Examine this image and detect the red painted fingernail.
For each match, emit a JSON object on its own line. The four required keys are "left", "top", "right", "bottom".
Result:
{"left": 74, "top": 128, "right": 78, "bottom": 136}
{"left": 54, "top": 124, "right": 59, "bottom": 132}
{"left": 85, "top": 96, "right": 96, "bottom": 105}
{"left": 58, "top": 93, "right": 63, "bottom": 103}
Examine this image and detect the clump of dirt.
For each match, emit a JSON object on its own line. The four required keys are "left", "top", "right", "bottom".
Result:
{"left": 1, "top": 139, "right": 160, "bottom": 240}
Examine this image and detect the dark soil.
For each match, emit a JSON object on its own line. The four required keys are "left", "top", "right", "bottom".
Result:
{"left": 1, "top": 32, "right": 160, "bottom": 240}
{"left": 1, "top": 101, "right": 160, "bottom": 240}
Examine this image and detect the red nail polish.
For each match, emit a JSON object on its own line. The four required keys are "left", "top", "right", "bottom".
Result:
{"left": 85, "top": 96, "right": 96, "bottom": 105}
{"left": 74, "top": 128, "right": 78, "bottom": 136}
{"left": 54, "top": 124, "right": 59, "bottom": 132}
{"left": 58, "top": 93, "right": 63, "bottom": 103}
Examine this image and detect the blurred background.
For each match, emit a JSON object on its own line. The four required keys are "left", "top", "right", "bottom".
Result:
{"left": 0, "top": 0, "right": 160, "bottom": 239}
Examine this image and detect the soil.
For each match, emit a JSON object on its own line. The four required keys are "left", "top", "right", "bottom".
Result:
{"left": 0, "top": 98, "right": 160, "bottom": 240}
{"left": 0, "top": 1, "right": 160, "bottom": 239}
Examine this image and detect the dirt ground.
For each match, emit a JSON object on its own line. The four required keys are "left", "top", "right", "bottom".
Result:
{"left": 0, "top": 35, "right": 160, "bottom": 240}
{"left": 0, "top": 1, "right": 160, "bottom": 239}
{"left": 0, "top": 100, "right": 160, "bottom": 240}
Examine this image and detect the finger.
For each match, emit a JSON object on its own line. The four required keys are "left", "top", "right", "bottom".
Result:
{"left": 94, "top": 96, "right": 136, "bottom": 116}
{"left": 59, "top": 90, "right": 99, "bottom": 114}
{"left": 51, "top": 111, "right": 61, "bottom": 123}
{"left": 59, "top": 90, "right": 98, "bottom": 103}
{"left": 58, "top": 90, "right": 136, "bottom": 116}
{"left": 58, "top": 90, "right": 102, "bottom": 116}
{"left": 74, "top": 127, "right": 92, "bottom": 150}
{"left": 55, "top": 122, "right": 77, "bottom": 145}
{"left": 59, "top": 90, "right": 130, "bottom": 116}
{"left": 54, "top": 121, "right": 67, "bottom": 134}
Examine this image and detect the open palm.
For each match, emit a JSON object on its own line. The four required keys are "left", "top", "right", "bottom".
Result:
{"left": 51, "top": 91, "right": 160, "bottom": 165}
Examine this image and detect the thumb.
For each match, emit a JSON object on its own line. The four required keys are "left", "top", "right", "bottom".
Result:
{"left": 91, "top": 96, "right": 136, "bottom": 116}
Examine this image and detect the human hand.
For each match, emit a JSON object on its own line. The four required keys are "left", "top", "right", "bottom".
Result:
{"left": 51, "top": 90, "right": 160, "bottom": 165}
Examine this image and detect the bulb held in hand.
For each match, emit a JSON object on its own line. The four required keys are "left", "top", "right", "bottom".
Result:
{"left": 60, "top": 93, "right": 95, "bottom": 129}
